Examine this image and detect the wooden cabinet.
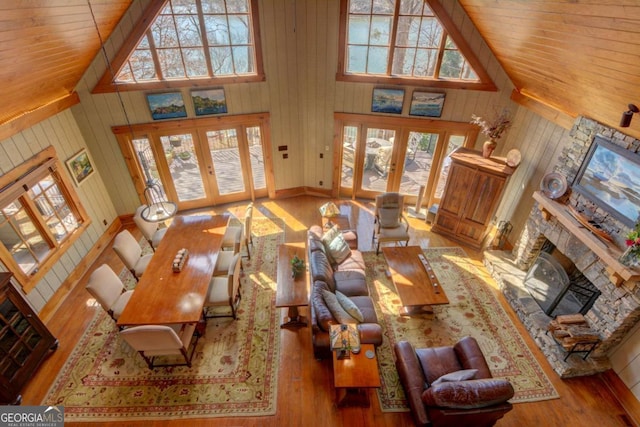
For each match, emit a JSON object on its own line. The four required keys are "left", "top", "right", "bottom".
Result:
{"left": 0, "top": 272, "right": 58, "bottom": 404}
{"left": 432, "top": 148, "right": 514, "bottom": 250}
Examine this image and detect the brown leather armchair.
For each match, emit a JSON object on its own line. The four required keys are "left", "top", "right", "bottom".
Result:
{"left": 394, "top": 337, "right": 514, "bottom": 427}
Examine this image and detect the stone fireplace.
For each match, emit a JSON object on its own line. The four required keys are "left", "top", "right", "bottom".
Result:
{"left": 485, "top": 117, "right": 640, "bottom": 378}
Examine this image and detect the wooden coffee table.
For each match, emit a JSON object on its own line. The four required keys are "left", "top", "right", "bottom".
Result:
{"left": 332, "top": 344, "right": 381, "bottom": 407}
{"left": 275, "top": 243, "right": 309, "bottom": 329}
{"left": 382, "top": 246, "right": 449, "bottom": 316}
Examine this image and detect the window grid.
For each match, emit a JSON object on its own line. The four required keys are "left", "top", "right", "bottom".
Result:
{"left": 344, "top": 0, "right": 479, "bottom": 83}
{"left": 116, "top": 0, "right": 256, "bottom": 84}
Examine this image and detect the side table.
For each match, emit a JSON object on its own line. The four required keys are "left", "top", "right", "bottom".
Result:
{"left": 332, "top": 343, "right": 381, "bottom": 407}
{"left": 275, "top": 243, "right": 309, "bottom": 329}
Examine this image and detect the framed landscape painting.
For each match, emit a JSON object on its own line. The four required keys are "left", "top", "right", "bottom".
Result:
{"left": 371, "top": 88, "right": 404, "bottom": 114}
{"left": 409, "top": 91, "right": 446, "bottom": 117}
{"left": 146, "top": 92, "right": 187, "bottom": 120}
{"left": 66, "top": 149, "right": 95, "bottom": 186}
{"left": 192, "top": 88, "right": 228, "bottom": 116}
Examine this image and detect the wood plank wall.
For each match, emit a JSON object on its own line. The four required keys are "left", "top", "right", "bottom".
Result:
{"left": 0, "top": 109, "right": 118, "bottom": 311}
{"left": 71, "top": 1, "right": 520, "bottom": 213}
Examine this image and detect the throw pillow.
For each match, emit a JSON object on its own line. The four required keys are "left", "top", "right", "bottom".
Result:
{"left": 322, "top": 289, "right": 358, "bottom": 324}
{"left": 431, "top": 369, "right": 478, "bottom": 385}
{"left": 322, "top": 225, "right": 351, "bottom": 264}
{"left": 378, "top": 207, "right": 400, "bottom": 228}
{"left": 335, "top": 291, "right": 364, "bottom": 323}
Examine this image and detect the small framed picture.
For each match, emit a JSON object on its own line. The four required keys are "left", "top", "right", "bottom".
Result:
{"left": 191, "top": 88, "right": 228, "bottom": 116}
{"left": 371, "top": 88, "right": 404, "bottom": 114}
{"left": 66, "top": 149, "right": 95, "bottom": 186}
{"left": 146, "top": 92, "right": 187, "bottom": 120}
{"left": 409, "top": 91, "right": 446, "bottom": 117}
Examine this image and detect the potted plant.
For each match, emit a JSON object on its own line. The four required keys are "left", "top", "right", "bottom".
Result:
{"left": 290, "top": 254, "right": 305, "bottom": 279}
{"left": 470, "top": 108, "right": 512, "bottom": 158}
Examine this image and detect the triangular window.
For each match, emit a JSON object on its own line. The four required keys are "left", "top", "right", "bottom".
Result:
{"left": 93, "top": 0, "right": 264, "bottom": 93}
{"left": 338, "top": 0, "right": 495, "bottom": 90}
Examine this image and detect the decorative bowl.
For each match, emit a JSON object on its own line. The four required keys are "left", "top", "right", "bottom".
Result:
{"left": 540, "top": 172, "right": 568, "bottom": 199}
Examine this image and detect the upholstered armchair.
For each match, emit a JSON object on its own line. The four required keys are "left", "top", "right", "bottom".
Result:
{"left": 85, "top": 264, "right": 133, "bottom": 323}
{"left": 394, "top": 337, "right": 514, "bottom": 427}
{"left": 372, "top": 192, "right": 410, "bottom": 254}
{"left": 120, "top": 324, "right": 199, "bottom": 369}
{"left": 112, "top": 229, "right": 152, "bottom": 281}
{"left": 133, "top": 205, "right": 168, "bottom": 251}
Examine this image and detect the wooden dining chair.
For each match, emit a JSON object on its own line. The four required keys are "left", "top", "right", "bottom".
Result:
{"left": 113, "top": 230, "right": 153, "bottom": 281}
{"left": 85, "top": 264, "right": 133, "bottom": 323}
{"left": 120, "top": 324, "right": 199, "bottom": 369}
{"left": 133, "top": 205, "right": 168, "bottom": 251}
{"left": 205, "top": 253, "right": 242, "bottom": 319}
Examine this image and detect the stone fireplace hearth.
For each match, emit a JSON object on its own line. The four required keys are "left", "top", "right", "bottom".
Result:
{"left": 484, "top": 117, "right": 640, "bottom": 378}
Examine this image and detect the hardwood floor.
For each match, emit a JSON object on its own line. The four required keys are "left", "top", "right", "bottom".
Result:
{"left": 21, "top": 195, "right": 639, "bottom": 426}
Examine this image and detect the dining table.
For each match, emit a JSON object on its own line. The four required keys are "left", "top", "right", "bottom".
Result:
{"left": 116, "top": 214, "right": 229, "bottom": 328}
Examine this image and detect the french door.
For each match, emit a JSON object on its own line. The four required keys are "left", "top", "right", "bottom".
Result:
{"left": 335, "top": 113, "right": 478, "bottom": 208}
{"left": 115, "top": 114, "right": 273, "bottom": 211}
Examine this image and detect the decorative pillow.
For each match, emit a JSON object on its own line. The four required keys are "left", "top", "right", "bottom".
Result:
{"left": 431, "top": 369, "right": 478, "bottom": 385}
{"left": 378, "top": 207, "right": 400, "bottom": 228}
{"left": 322, "top": 289, "right": 358, "bottom": 324}
{"left": 322, "top": 225, "right": 351, "bottom": 264}
{"left": 421, "top": 378, "right": 515, "bottom": 409}
{"left": 335, "top": 291, "right": 364, "bottom": 323}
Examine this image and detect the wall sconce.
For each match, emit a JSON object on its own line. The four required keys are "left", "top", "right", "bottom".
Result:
{"left": 620, "top": 104, "right": 639, "bottom": 128}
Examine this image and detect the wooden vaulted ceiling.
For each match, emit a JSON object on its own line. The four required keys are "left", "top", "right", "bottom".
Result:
{"left": 0, "top": 0, "right": 132, "bottom": 134}
{"left": 1, "top": 1, "right": 640, "bottom": 139}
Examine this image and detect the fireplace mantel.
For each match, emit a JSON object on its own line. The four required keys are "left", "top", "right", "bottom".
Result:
{"left": 533, "top": 190, "right": 640, "bottom": 286}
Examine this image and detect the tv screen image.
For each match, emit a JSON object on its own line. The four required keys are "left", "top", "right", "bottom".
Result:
{"left": 572, "top": 135, "right": 640, "bottom": 228}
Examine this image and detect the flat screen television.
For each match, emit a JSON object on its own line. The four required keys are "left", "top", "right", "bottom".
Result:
{"left": 572, "top": 135, "right": 640, "bottom": 228}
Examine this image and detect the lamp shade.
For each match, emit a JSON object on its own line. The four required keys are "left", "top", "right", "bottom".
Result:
{"left": 141, "top": 181, "right": 177, "bottom": 222}
{"left": 319, "top": 202, "right": 340, "bottom": 217}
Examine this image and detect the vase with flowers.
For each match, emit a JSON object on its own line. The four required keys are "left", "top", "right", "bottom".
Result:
{"left": 470, "top": 108, "right": 513, "bottom": 158}
{"left": 620, "top": 221, "right": 640, "bottom": 269}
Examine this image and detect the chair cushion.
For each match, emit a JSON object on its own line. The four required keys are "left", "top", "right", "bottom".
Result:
{"left": 152, "top": 227, "right": 168, "bottom": 249}
{"left": 311, "top": 281, "right": 335, "bottom": 331}
{"left": 348, "top": 296, "right": 378, "bottom": 323}
{"left": 133, "top": 254, "right": 153, "bottom": 278}
{"left": 335, "top": 290, "right": 364, "bottom": 322}
{"left": 111, "top": 290, "right": 134, "bottom": 320}
{"left": 309, "top": 250, "right": 336, "bottom": 291}
{"left": 431, "top": 369, "right": 478, "bottom": 385}
{"left": 322, "top": 289, "right": 358, "bottom": 324}
{"left": 334, "top": 250, "right": 365, "bottom": 272}
{"left": 334, "top": 270, "right": 368, "bottom": 297}
{"left": 421, "top": 378, "right": 515, "bottom": 409}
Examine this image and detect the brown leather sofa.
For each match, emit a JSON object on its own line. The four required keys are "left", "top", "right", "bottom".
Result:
{"left": 394, "top": 337, "right": 514, "bottom": 427}
{"left": 307, "top": 225, "right": 383, "bottom": 359}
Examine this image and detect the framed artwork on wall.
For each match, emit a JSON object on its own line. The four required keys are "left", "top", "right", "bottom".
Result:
{"left": 409, "top": 91, "right": 446, "bottom": 117}
{"left": 66, "top": 149, "right": 95, "bottom": 186}
{"left": 191, "top": 88, "right": 228, "bottom": 116}
{"left": 146, "top": 92, "right": 187, "bottom": 120}
{"left": 371, "top": 88, "right": 404, "bottom": 114}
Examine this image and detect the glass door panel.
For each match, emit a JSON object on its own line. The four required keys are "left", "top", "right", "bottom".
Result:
{"left": 160, "top": 134, "right": 206, "bottom": 202}
{"left": 206, "top": 129, "right": 245, "bottom": 196}
{"left": 340, "top": 126, "right": 358, "bottom": 190}
{"left": 360, "top": 128, "right": 396, "bottom": 193}
{"left": 246, "top": 126, "right": 266, "bottom": 191}
{"left": 398, "top": 132, "right": 439, "bottom": 196}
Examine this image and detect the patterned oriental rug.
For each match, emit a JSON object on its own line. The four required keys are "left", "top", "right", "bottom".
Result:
{"left": 42, "top": 217, "right": 285, "bottom": 421}
{"left": 368, "top": 247, "right": 560, "bottom": 412}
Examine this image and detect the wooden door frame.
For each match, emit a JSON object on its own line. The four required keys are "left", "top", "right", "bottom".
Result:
{"left": 333, "top": 113, "right": 480, "bottom": 203}
{"left": 113, "top": 113, "right": 274, "bottom": 210}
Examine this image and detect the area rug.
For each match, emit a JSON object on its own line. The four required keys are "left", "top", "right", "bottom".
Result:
{"left": 368, "top": 247, "right": 560, "bottom": 412}
{"left": 42, "top": 217, "right": 284, "bottom": 421}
